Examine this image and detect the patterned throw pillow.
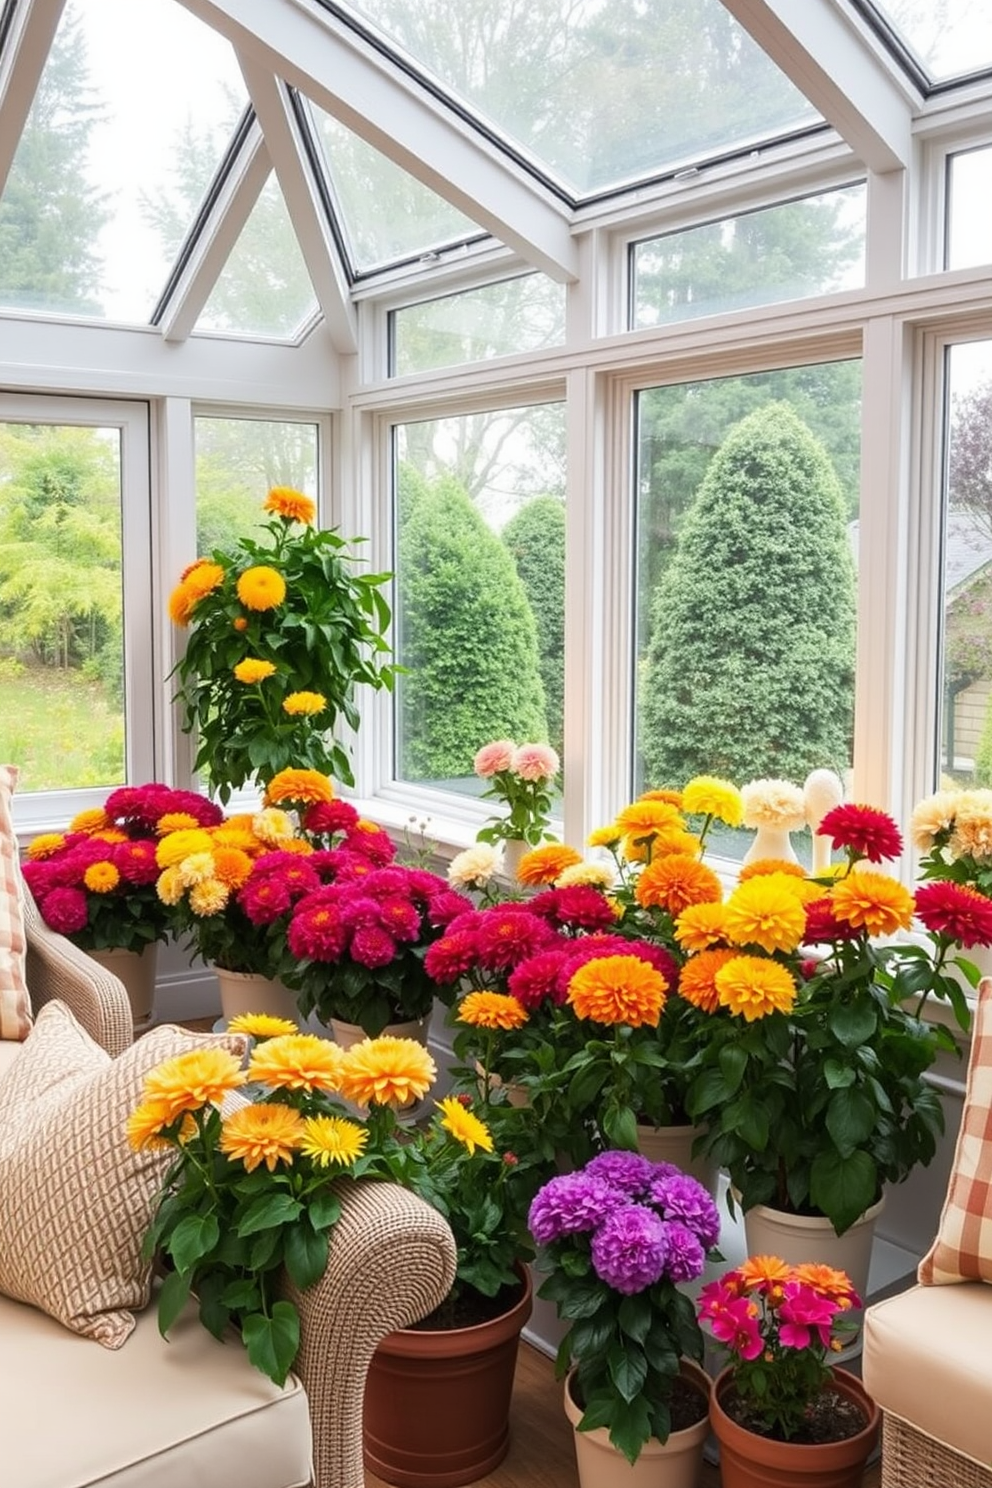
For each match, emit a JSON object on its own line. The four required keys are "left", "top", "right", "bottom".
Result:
{"left": 0, "top": 764, "right": 30, "bottom": 1040}
{"left": 0, "top": 1000, "right": 247, "bottom": 1346}
{"left": 918, "top": 976, "right": 992, "bottom": 1285}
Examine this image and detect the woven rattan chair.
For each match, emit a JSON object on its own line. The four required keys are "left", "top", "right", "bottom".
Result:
{"left": 2, "top": 899, "right": 457, "bottom": 1488}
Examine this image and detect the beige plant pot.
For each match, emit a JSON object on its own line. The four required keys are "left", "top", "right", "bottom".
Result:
{"left": 329, "top": 1012, "right": 432, "bottom": 1048}
{"left": 742, "top": 1195, "right": 885, "bottom": 1337}
{"left": 636, "top": 1121, "right": 721, "bottom": 1199}
{"left": 564, "top": 1358, "right": 711, "bottom": 1488}
{"left": 86, "top": 944, "right": 158, "bottom": 1031}
{"left": 213, "top": 966, "right": 300, "bottom": 1024}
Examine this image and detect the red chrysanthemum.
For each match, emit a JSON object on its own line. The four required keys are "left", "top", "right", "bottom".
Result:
{"left": 508, "top": 947, "right": 574, "bottom": 1009}
{"left": 349, "top": 924, "right": 397, "bottom": 968}
{"left": 112, "top": 838, "right": 161, "bottom": 885}
{"left": 915, "top": 880, "right": 992, "bottom": 948}
{"left": 803, "top": 897, "right": 861, "bottom": 945}
{"left": 302, "top": 799, "right": 360, "bottom": 837}
{"left": 426, "top": 889, "right": 476, "bottom": 927}
{"left": 424, "top": 929, "right": 481, "bottom": 985}
{"left": 287, "top": 899, "right": 348, "bottom": 960}
{"left": 238, "top": 874, "right": 294, "bottom": 926}
{"left": 475, "top": 908, "right": 555, "bottom": 970}
{"left": 378, "top": 895, "right": 422, "bottom": 941}
{"left": 528, "top": 885, "right": 616, "bottom": 933}
{"left": 818, "top": 803, "right": 903, "bottom": 863}
{"left": 38, "top": 886, "right": 89, "bottom": 934}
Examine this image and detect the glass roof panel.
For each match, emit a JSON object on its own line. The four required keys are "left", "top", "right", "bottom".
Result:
{"left": 0, "top": 0, "right": 247, "bottom": 323}
{"left": 867, "top": 1, "right": 992, "bottom": 82}
{"left": 310, "top": 105, "right": 482, "bottom": 273}
{"left": 337, "top": 0, "right": 821, "bottom": 197}
{"left": 195, "top": 175, "right": 318, "bottom": 341}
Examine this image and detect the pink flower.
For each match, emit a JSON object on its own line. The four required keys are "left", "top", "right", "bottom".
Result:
{"left": 778, "top": 1282, "right": 839, "bottom": 1351}
{"left": 349, "top": 924, "right": 396, "bottom": 968}
{"left": 474, "top": 740, "right": 516, "bottom": 777}
{"left": 38, "top": 886, "right": 89, "bottom": 935}
{"left": 378, "top": 895, "right": 421, "bottom": 941}
{"left": 510, "top": 743, "right": 559, "bottom": 782}
{"left": 287, "top": 899, "right": 348, "bottom": 960}
{"left": 703, "top": 1295, "right": 763, "bottom": 1360}
{"left": 509, "top": 947, "right": 574, "bottom": 1008}
{"left": 424, "top": 929, "right": 481, "bottom": 984}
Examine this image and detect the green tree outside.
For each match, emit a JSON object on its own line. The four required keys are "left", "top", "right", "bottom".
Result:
{"left": 501, "top": 495, "right": 565, "bottom": 758}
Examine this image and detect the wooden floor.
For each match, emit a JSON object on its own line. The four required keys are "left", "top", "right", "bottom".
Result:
{"left": 365, "top": 1342, "right": 882, "bottom": 1488}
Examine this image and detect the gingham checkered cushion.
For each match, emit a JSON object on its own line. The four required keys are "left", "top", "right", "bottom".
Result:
{"left": 0, "top": 1000, "right": 247, "bottom": 1347}
{"left": 0, "top": 764, "right": 30, "bottom": 1040}
{"left": 919, "top": 976, "right": 992, "bottom": 1285}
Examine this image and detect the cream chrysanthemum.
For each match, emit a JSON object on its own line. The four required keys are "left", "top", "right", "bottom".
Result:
{"left": 740, "top": 778, "right": 807, "bottom": 831}
{"left": 555, "top": 860, "right": 616, "bottom": 890}
{"left": 447, "top": 843, "right": 500, "bottom": 889}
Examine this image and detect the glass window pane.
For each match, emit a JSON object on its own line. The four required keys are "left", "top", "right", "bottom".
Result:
{"left": 194, "top": 417, "right": 320, "bottom": 553}
{"left": 0, "top": 422, "right": 124, "bottom": 791}
{"left": 391, "top": 275, "right": 566, "bottom": 376}
{"left": 940, "top": 339, "right": 992, "bottom": 786}
{"left": 345, "top": 0, "right": 819, "bottom": 196}
{"left": 632, "top": 185, "right": 866, "bottom": 330}
{"left": 868, "top": 1, "right": 992, "bottom": 81}
{"left": 195, "top": 175, "right": 318, "bottom": 341}
{"left": 394, "top": 404, "right": 566, "bottom": 794}
{"left": 0, "top": 0, "right": 246, "bottom": 323}
{"left": 947, "top": 147, "right": 992, "bottom": 271}
{"left": 634, "top": 363, "right": 862, "bottom": 865}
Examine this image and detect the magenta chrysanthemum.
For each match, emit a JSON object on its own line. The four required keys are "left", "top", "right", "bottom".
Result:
{"left": 914, "top": 880, "right": 992, "bottom": 948}
{"left": 590, "top": 1204, "right": 668, "bottom": 1293}
{"left": 818, "top": 803, "right": 903, "bottom": 862}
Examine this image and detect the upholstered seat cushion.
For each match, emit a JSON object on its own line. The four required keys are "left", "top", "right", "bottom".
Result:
{"left": 0, "top": 1289, "right": 313, "bottom": 1488}
{"left": 862, "top": 1280, "right": 992, "bottom": 1471}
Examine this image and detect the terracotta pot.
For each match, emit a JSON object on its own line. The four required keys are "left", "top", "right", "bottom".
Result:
{"left": 709, "top": 1365, "right": 879, "bottom": 1488}
{"left": 86, "top": 943, "right": 158, "bottom": 1030}
{"left": 564, "top": 1357, "right": 711, "bottom": 1488}
{"left": 636, "top": 1121, "right": 720, "bottom": 1199}
{"left": 741, "top": 1196, "right": 884, "bottom": 1337}
{"left": 213, "top": 966, "right": 299, "bottom": 1024}
{"left": 363, "top": 1262, "right": 533, "bottom": 1488}
{"left": 329, "top": 1012, "right": 432, "bottom": 1048}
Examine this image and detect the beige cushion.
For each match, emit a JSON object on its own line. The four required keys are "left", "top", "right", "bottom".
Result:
{"left": 0, "top": 763, "right": 30, "bottom": 1040}
{"left": 0, "top": 1289, "right": 312, "bottom": 1488}
{"left": 0, "top": 1000, "right": 247, "bottom": 1347}
{"left": 863, "top": 1281, "right": 992, "bottom": 1470}
{"left": 918, "top": 975, "right": 992, "bottom": 1285}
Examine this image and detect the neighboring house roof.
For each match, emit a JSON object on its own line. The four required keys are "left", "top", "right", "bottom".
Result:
{"left": 849, "top": 512, "right": 992, "bottom": 603}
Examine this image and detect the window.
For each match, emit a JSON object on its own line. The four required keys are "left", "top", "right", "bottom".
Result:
{"left": 633, "top": 361, "right": 862, "bottom": 862}
{"left": 947, "top": 146, "right": 992, "bottom": 270}
{"left": 390, "top": 276, "right": 566, "bottom": 377}
{"left": 193, "top": 416, "right": 321, "bottom": 552}
{"left": 392, "top": 401, "right": 566, "bottom": 798}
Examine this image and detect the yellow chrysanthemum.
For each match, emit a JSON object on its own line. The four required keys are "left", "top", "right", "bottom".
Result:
{"left": 126, "top": 1098, "right": 175, "bottom": 1151}
{"left": 516, "top": 844, "right": 583, "bottom": 886}
{"left": 555, "top": 860, "right": 616, "bottom": 891}
{"left": 264, "top": 769, "right": 335, "bottom": 807}
{"left": 227, "top": 1013, "right": 300, "bottom": 1040}
{"left": 715, "top": 955, "right": 797, "bottom": 1022}
{"left": 168, "top": 560, "right": 225, "bottom": 625}
{"left": 156, "top": 828, "right": 215, "bottom": 868}
{"left": 26, "top": 832, "right": 67, "bottom": 860}
{"left": 212, "top": 846, "right": 255, "bottom": 889}
{"left": 723, "top": 876, "right": 807, "bottom": 954}
{"left": 739, "top": 857, "right": 808, "bottom": 882}
{"left": 678, "top": 947, "right": 739, "bottom": 1012}
{"left": 282, "top": 691, "right": 327, "bottom": 717}
{"left": 234, "top": 658, "right": 277, "bottom": 684}
{"left": 437, "top": 1096, "right": 494, "bottom": 1156}
{"left": 93, "top": 828, "right": 128, "bottom": 844}
{"left": 829, "top": 870, "right": 914, "bottom": 937}
{"left": 637, "top": 788, "right": 684, "bottom": 809}
{"left": 264, "top": 486, "right": 316, "bottom": 524}
{"left": 235, "top": 565, "right": 286, "bottom": 612}
{"left": 155, "top": 865, "right": 186, "bottom": 905}
{"left": 615, "top": 800, "right": 685, "bottom": 839}
{"left": 300, "top": 1115, "right": 367, "bottom": 1167}
{"left": 247, "top": 1034, "right": 346, "bottom": 1094}
{"left": 458, "top": 991, "right": 529, "bottom": 1031}
{"left": 143, "top": 1046, "right": 247, "bottom": 1121}
{"left": 220, "top": 1103, "right": 304, "bottom": 1172}
{"left": 83, "top": 861, "right": 120, "bottom": 894}
{"left": 70, "top": 807, "right": 109, "bottom": 833}
{"left": 634, "top": 853, "right": 722, "bottom": 916}
{"left": 251, "top": 807, "right": 296, "bottom": 846}
{"left": 587, "top": 824, "right": 623, "bottom": 848}
{"left": 626, "top": 825, "right": 702, "bottom": 864}
{"left": 681, "top": 775, "right": 744, "bottom": 827}
{"left": 568, "top": 954, "right": 666, "bottom": 1027}
{"left": 338, "top": 1036, "right": 436, "bottom": 1110}
{"left": 188, "top": 878, "right": 230, "bottom": 916}
{"left": 212, "top": 821, "right": 264, "bottom": 853}
{"left": 674, "top": 901, "right": 730, "bottom": 953}
{"left": 155, "top": 812, "right": 201, "bottom": 835}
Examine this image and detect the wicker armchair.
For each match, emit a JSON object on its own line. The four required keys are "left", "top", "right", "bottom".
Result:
{"left": 2, "top": 902, "right": 458, "bottom": 1488}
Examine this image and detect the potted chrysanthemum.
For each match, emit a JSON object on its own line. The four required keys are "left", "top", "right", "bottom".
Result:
{"left": 167, "top": 486, "right": 400, "bottom": 800}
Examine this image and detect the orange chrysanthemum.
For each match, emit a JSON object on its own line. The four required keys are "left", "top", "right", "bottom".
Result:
{"left": 678, "top": 947, "right": 739, "bottom": 1012}
{"left": 567, "top": 954, "right": 667, "bottom": 1027}
{"left": 637, "top": 788, "right": 684, "bottom": 809}
{"left": 264, "top": 769, "right": 334, "bottom": 807}
{"left": 155, "top": 811, "right": 201, "bottom": 835}
{"left": 236, "top": 565, "right": 286, "bottom": 612}
{"left": 738, "top": 858, "right": 808, "bottom": 881}
{"left": 791, "top": 1262, "right": 859, "bottom": 1301}
{"left": 26, "top": 831, "right": 67, "bottom": 860}
{"left": 213, "top": 821, "right": 266, "bottom": 854}
{"left": 623, "top": 824, "right": 701, "bottom": 864}
{"left": 83, "top": 861, "right": 120, "bottom": 894}
{"left": 516, "top": 844, "right": 583, "bottom": 886}
{"left": 168, "top": 560, "right": 225, "bottom": 625}
{"left": 674, "top": 901, "right": 730, "bottom": 953}
{"left": 234, "top": 658, "right": 277, "bottom": 684}
{"left": 126, "top": 1098, "right": 176, "bottom": 1151}
{"left": 338, "top": 1036, "right": 436, "bottom": 1110}
{"left": 830, "top": 870, "right": 915, "bottom": 937}
{"left": 70, "top": 807, "right": 109, "bottom": 833}
{"left": 723, "top": 876, "right": 807, "bottom": 954}
{"left": 715, "top": 955, "right": 797, "bottom": 1022}
{"left": 634, "top": 853, "right": 722, "bottom": 917}
{"left": 282, "top": 691, "right": 327, "bottom": 716}
{"left": 220, "top": 1103, "right": 304, "bottom": 1171}
{"left": 615, "top": 800, "right": 685, "bottom": 839}
{"left": 143, "top": 1046, "right": 247, "bottom": 1122}
{"left": 264, "top": 487, "right": 316, "bottom": 524}
{"left": 246, "top": 1033, "right": 346, "bottom": 1094}
{"left": 458, "top": 991, "right": 529, "bottom": 1031}
{"left": 738, "top": 1254, "right": 793, "bottom": 1291}
{"left": 211, "top": 846, "right": 255, "bottom": 889}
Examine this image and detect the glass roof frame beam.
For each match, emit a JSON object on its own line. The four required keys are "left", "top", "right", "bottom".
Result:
{"left": 156, "top": 113, "right": 272, "bottom": 345}
{"left": 173, "top": 0, "right": 579, "bottom": 285}
{"left": 237, "top": 56, "right": 357, "bottom": 354}
{"left": 0, "top": 0, "right": 65, "bottom": 197}
{"left": 721, "top": 0, "right": 916, "bottom": 172}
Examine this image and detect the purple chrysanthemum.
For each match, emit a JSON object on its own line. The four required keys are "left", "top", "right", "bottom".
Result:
{"left": 590, "top": 1204, "right": 668, "bottom": 1294}
{"left": 583, "top": 1148, "right": 656, "bottom": 1197}
{"left": 658, "top": 1220, "right": 705, "bottom": 1283}
{"left": 648, "top": 1173, "right": 721, "bottom": 1249}
{"left": 528, "top": 1172, "right": 624, "bottom": 1245}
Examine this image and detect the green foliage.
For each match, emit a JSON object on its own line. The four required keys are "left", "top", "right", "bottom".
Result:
{"left": 501, "top": 497, "right": 565, "bottom": 756}
{"left": 0, "top": 671, "right": 123, "bottom": 791}
{"left": 396, "top": 468, "right": 547, "bottom": 780}
{"left": 639, "top": 402, "right": 856, "bottom": 787}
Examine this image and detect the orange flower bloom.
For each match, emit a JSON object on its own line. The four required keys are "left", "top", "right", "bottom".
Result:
{"left": 235, "top": 565, "right": 286, "bottom": 612}
{"left": 516, "top": 844, "right": 583, "bottom": 885}
{"left": 247, "top": 1033, "right": 346, "bottom": 1094}
{"left": 458, "top": 991, "right": 529, "bottom": 1031}
{"left": 635, "top": 853, "right": 722, "bottom": 917}
{"left": 227, "top": 1013, "right": 299, "bottom": 1040}
{"left": 738, "top": 858, "right": 808, "bottom": 881}
{"left": 234, "top": 658, "right": 277, "bottom": 684}
{"left": 567, "top": 954, "right": 667, "bottom": 1027}
{"left": 143, "top": 1046, "right": 247, "bottom": 1122}
{"left": 338, "top": 1036, "right": 436, "bottom": 1110}
{"left": 738, "top": 1254, "right": 793, "bottom": 1291}
{"left": 264, "top": 769, "right": 334, "bottom": 807}
{"left": 83, "top": 861, "right": 120, "bottom": 894}
{"left": 70, "top": 807, "right": 109, "bottom": 833}
{"left": 26, "top": 832, "right": 67, "bottom": 860}
{"left": 715, "top": 955, "right": 797, "bottom": 1021}
{"left": 220, "top": 1103, "right": 304, "bottom": 1171}
{"left": 678, "top": 947, "right": 739, "bottom": 1012}
{"left": 792, "top": 1262, "right": 859, "bottom": 1301}
{"left": 637, "top": 788, "right": 684, "bottom": 810}
{"left": 723, "top": 876, "right": 807, "bottom": 954}
{"left": 674, "top": 901, "right": 729, "bottom": 953}
{"left": 830, "top": 870, "right": 915, "bottom": 937}
{"left": 211, "top": 846, "right": 255, "bottom": 888}
{"left": 624, "top": 824, "right": 701, "bottom": 863}
{"left": 264, "top": 486, "right": 316, "bottom": 524}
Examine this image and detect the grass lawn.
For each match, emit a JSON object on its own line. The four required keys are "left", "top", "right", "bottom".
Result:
{"left": 0, "top": 669, "right": 125, "bottom": 792}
